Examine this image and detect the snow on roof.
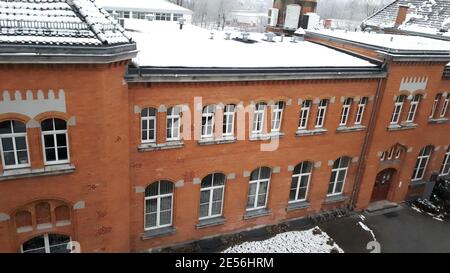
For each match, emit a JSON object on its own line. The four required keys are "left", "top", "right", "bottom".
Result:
{"left": 96, "top": 0, "right": 192, "bottom": 14}
{"left": 309, "top": 29, "right": 450, "bottom": 52}
{"left": 362, "top": 0, "right": 450, "bottom": 37}
{"left": 0, "top": 0, "right": 132, "bottom": 46}
{"left": 125, "top": 19, "right": 376, "bottom": 68}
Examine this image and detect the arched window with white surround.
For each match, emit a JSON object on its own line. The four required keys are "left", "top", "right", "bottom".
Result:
{"left": 166, "top": 107, "right": 181, "bottom": 141}
{"left": 41, "top": 118, "right": 69, "bottom": 165}
{"left": 440, "top": 147, "right": 450, "bottom": 176}
{"left": 223, "top": 104, "right": 236, "bottom": 137}
{"left": 271, "top": 101, "right": 285, "bottom": 132}
{"left": 21, "top": 233, "right": 71, "bottom": 253}
{"left": 406, "top": 94, "right": 422, "bottom": 123}
{"left": 141, "top": 108, "right": 157, "bottom": 143}
{"left": 247, "top": 167, "right": 271, "bottom": 211}
{"left": 328, "top": 157, "right": 351, "bottom": 196}
{"left": 144, "top": 180, "right": 174, "bottom": 230}
{"left": 201, "top": 105, "right": 215, "bottom": 139}
{"left": 390, "top": 95, "right": 406, "bottom": 125}
{"left": 252, "top": 103, "right": 266, "bottom": 135}
{"left": 199, "top": 173, "right": 226, "bottom": 220}
{"left": 411, "top": 146, "right": 434, "bottom": 181}
{"left": 289, "top": 161, "right": 312, "bottom": 203}
{"left": 0, "top": 120, "right": 30, "bottom": 169}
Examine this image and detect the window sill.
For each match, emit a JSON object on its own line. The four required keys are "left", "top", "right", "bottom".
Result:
{"left": 142, "top": 226, "right": 176, "bottom": 240}
{"left": 0, "top": 164, "right": 76, "bottom": 182}
{"left": 198, "top": 137, "right": 236, "bottom": 146}
{"left": 380, "top": 159, "right": 401, "bottom": 164}
{"left": 243, "top": 208, "right": 271, "bottom": 220}
{"left": 387, "top": 123, "right": 418, "bottom": 131}
{"left": 287, "top": 201, "right": 310, "bottom": 211}
{"left": 249, "top": 132, "right": 284, "bottom": 141}
{"left": 295, "top": 128, "right": 327, "bottom": 137}
{"left": 336, "top": 125, "right": 366, "bottom": 133}
{"left": 324, "top": 195, "right": 348, "bottom": 204}
{"left": 196, "top": 216, "right": 226, "bottom": 229}
{"left": 138, "top": 141, "right": 184, "bottom": 152}
{"left": 410, "top": 180, "right": 427, "bottom": 187}
{"left": 428, "top": 118, "right": 449, "bottom": 124}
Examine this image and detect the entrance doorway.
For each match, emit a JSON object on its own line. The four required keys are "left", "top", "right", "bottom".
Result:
{"left": 371, "top": 168, "right": 396, "bottom": 202}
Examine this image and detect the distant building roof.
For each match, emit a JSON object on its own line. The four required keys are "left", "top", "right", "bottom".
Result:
{"left": 362, "top": 0, "right": 450, "bottom": 39}
{"left": 96, "top": 0, "right": 192, "bottom": 14}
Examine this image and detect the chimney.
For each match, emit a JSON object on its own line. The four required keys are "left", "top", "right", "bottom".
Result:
{"left": 395, "top": 5, "right": 409, "bottom": 26}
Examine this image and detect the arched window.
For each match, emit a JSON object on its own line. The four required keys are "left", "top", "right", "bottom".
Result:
{"left": 271, "top": 101, "right": 285, "bottom": 132}
{"left": 390, "top": 95, "right": 406, "bottom": 125}
{"left": 247, "top": 167, "right": 271, "bottom": 211}
{"left": 199, "top": 173, "right": 225, "bottom": 219}
{"left": 201, "top": 105, "right": 215, "bottom": 139}
{"left": 0, "top": 120, "right": 29, "bottom": 169}
{"left": 41, "top": 118, "right": 69, "bottom": 165}
{"left": 328, "top": 157, "right": 351, "bottom": 196}
{"left": 141, "top": 108, "right": 157, "bottom": 143}
{"left": 298, "top": 100, "right": 312, "bottom": 130}
{"left": 440, "top": 147, "right": 450, "bottom": 176}
{"left": 223, "top": 104, "right": 236, "bottom": 137}
{"left": 412, "top": 146, "right": 434, "bottom": 181}
{"left": 21, "top": 234, "right": 71, "bottom": 253}
{"left": 166, "top": 107, "right": 181, "bottom": 141}
{"left": 289, "top": 162, "right": 313, "bottom": 203}
{"left": 406, "top": 94, "right": 422, "bottom": 123}
{"left": 144, "top": 181, "right": 174, "bottom": 230}
{"left": 252, "top": 103, "right": 266, "bottom": 134}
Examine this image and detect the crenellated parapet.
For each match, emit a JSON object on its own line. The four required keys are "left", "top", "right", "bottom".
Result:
{"left": 399, "top": 76, "right": 428, "bottom": 94}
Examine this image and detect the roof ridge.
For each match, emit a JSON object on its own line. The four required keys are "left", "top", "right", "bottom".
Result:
{"left": 362, "top": 0, "right": 399, "bottom": 25}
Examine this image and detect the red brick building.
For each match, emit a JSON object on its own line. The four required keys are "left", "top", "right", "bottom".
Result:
{"left": 0, "top": 1, "right": 449, "bottom": 253}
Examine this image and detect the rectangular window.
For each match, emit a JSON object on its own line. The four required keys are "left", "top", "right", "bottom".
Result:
{"left": 406, "top": 95, "right": 421, "bottom": 123}
{"left": 223, "top": 104, "right": 235, "bottom": 137}
{"left": 339, "top": 98, "right": 353, "bottom": 126}
{"left": 429, "top": 94, "right": 442, "bottom": 119}
{"left": 141, "top": 108, "right": 157, "bottom": 143}
{"left": 355, "top": 97, "right": 368, "bottom": 125}
{"left": 167, "top": 107, "right": 181, "bottom": 141}
{"left": 41, "top": 119, "right": 69, "bottom": 165}
{"left": 0, "top": 120, "right": 30, "bottom": 169}
{"left": 440, "top": 147, "right": 450, "bottom": 176}
{"left": 201, "top": 105, "right": 215, "bottom": 139}
{"left": 327, "top": 157, "right": 350, "bottom": 196}
{"left": 252, "top": 103, "right": 266, "bottom": 134}
{"left": 155, "top": 13, "right": 171, "bottom": 21}
{"left": 173, "top": 13, "right": 183, "bottom": 21}
{"left": 123, "top": 11, "right": 130, "bottom": 18}
{"left": 411, "top": 147, "right": 433, "bottom": 181}
{"left": 391, "top": 96, "right": 405, "bottom": 125}
{"left": 145, "top": 194, "right": 173, "bottom": 230}
{"left": 298, "top": 100, "right": 311, "bottom": 130}
{"left": 440, "top": 94, "right": 450, "bottom": 118}
{"left": 271, "top": 102, "right": 284, "bottom": 132}
{"left": 315, "top": 99, "right": 328, "bottom": 128}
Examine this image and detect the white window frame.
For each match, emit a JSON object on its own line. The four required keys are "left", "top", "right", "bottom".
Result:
{"left": 406, "top": 95, "right": 421, "bottom": 123}
{"left": 166, "top": 107, "right": 181, "bottom": 141}
{"left": 141, "top": 108, "right": 157, "bottom": 144}
{"left": 201, "top": 105, "right": 215, "bottom": 139}
{"left": 289, "top": 162, "right": 312, "bottom": 203}
{"left": 327, "top": 157, "right": 350, "bottom": 196}
{"left": 271, "top": 101, "right": 284, "bottom": 132}
{"left": 0, "top": 120, "right": 30, "bottom": 170}
{"left": 440, "top": 147, "right": 450, "bottom": 176}
{"left": 144, "top": 182, "right": 174, "bottom": 231}
{"left": 440, "top": 94, "right": 450, "bottom": 118}
{"left": 355, "top": 97, "right": 368, "bottom": 125}
{"left": 252, "top": 103, "right": 266, "bottom": 135}
{"left": 339, "top": 98, "right": 353, "bottom": 126}
{"left": 315, "top": 99, "right": 328, "bottom": 128}
{"left": 199, "top": 173, "right": 225, "bottom": 220}
{"left": 247, "top": 168, "right": 271, "bottom": 211}
{"left": 411, "top": 146, "right": 433, "bottom": 181}
{"left": 298, "top": 100, "right": 311, "bottom": 130}
{"left": 387, "top": 146, "right": 395, "bottom": 160}
{"left": 223, "top": 104, "right": 235, "bottom": 137}
{"left": 41, "top": 119, "right": 70, "bottom": 166}
{"left": 380, "top": 151, "right": 387, "bottom": 161}
{"left": 390, "top": 96, "right": 405, "bottom": 125}
{"left": 395, "top": 147, "right": 402, "bottom": 159}
{"left": 429, "top": 94, "right": 442, "bottom": 119}
{"left": 21, "top": 234, "right": 72, "bottom": 253}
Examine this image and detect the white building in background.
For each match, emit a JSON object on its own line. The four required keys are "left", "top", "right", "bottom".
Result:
{"left": 96, "top": 0, "right": 193, "bottom": 23}
{"left": 230, "top": 11, "right": 268, "bottom": 27}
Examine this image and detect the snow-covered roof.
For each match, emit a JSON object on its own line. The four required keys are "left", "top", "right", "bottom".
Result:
{"left": 362, "top": 0, "right": 450, "bottom": 38}
{"left": 125, "top": 19, "right": 376, "bottom": 68}
{"left": 308, "top": 29, "right": 450, "bottom": 52}
{"left": 0, "top": 0, "right": 132, "bottom": 46}
{"left": 96, "top": 0, "right": 192, "bottom": 14}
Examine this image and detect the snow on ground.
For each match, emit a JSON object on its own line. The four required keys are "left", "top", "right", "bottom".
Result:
{"left": 124, "top": 19, "right": 376, "bottom": 68}
{"left": 222, "top": 227, "right": 344, "bottom": 253}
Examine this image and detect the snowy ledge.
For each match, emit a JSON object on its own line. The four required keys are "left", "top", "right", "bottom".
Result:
{"left": 198, "top": 137, "right": 236, "bottom": 146}
{"left": 295, "top": 128, "right": 328, "bottom": 137}
{"left": 196, "top": 217, "right": 226, "bottom": 229}
{"left": 387, "top": 123, "right": 418, "bottom": 132}
{"left": 142, "top": 226, "right": 176, "bottom": 240}
{"left": 243, "top": 208, "right": 271, "bottom": 220}
{"left": 428, "top": 118, "right": 450, "bottom": 125}
{"left": 0, "top": 164, "right": 75, "bottom": 181}
{"left": 249, "top": 132, "right": 285, "bottom": 141}
{"left": 336, "top": 125, "right": 366, "bottom": 133}
{"left": 138, "top": 141, "right": 184, "bottom": 152}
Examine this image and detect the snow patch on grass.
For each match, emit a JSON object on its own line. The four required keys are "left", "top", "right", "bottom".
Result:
{"left": 222, "top": 227, "right": 344, "bottom": 253}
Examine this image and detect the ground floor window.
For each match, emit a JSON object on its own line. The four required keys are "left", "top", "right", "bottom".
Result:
{"left": 21, "top": 233, "right": 71, "bottom": 253}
